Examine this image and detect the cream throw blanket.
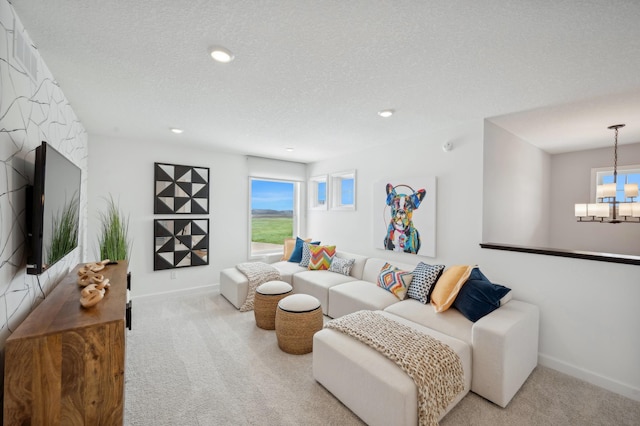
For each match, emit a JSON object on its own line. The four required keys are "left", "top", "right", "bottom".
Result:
{"left": 325, "top": 310, "right": 464, "bottom": 426}
{"left": 236, "top": 262, "right": 281, "bottom": 312}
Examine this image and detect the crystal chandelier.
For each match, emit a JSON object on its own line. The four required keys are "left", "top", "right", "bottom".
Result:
{"left": 574, "top": 124, "right": 640, "bottom": 223}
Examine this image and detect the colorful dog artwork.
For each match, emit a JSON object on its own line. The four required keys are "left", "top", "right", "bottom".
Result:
{"left": 383, "top": 183, "right": 426, "bottom": 254}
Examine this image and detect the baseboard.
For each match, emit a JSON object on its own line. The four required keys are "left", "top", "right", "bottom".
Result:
{"left": 132, "top": 283, "right": 219, "bottom": 302}
{"left": 538, "top": 353, "right": 640, "bottom": 402}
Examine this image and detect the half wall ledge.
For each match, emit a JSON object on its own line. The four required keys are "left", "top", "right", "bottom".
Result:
{"left": 480, "top": 242, "right": 640, "bottom": 266}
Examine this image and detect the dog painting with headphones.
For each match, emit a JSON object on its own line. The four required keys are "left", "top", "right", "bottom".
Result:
{"left": 383, "top": 183, "right": 426, "bottom": 254}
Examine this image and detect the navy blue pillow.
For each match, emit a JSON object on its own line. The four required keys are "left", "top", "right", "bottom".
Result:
{"left": 288, "top": 238, "right": 320, "bottom": 263}
{"left": 453, "top": 268, "right": 511, "bottom": 322}
{"left": 288, "top": 237, "right": 306, "bottom": 263}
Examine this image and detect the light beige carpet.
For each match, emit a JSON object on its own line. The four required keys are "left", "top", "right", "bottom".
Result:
{"left": 124, "top": 289, "right": 640, "bottom": 425}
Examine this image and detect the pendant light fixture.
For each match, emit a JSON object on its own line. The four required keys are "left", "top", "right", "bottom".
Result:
{"left": 574, "top": 124, "right": 640, "bottom": 223}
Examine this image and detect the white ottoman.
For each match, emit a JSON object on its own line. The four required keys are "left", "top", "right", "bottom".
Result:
{"left": 313, "top": 311, "right": 471, "bottom": 425}
{"left": 254, "top": 281, "right": 293, "bottom": 330}
{"left": 275, "top": 294, "right": 323, "bottom": 355}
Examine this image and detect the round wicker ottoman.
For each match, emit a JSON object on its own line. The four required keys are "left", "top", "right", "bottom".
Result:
{"left": 275, "top": 294, "right": 323, "bottom": 355}
{"left": 254, "top": 280, "right": 293, "bottom": 330}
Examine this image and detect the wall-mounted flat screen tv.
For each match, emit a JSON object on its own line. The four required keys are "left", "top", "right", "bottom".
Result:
{"left": 27, "top": 142, "right": 82, "bottom": 275}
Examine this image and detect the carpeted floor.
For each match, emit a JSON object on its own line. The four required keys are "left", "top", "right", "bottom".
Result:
{"left": 124, "top": 289, "right": 640, "bottom": 425}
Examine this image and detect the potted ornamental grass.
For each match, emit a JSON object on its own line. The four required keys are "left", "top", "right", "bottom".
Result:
{"left": 97, "top": 195, "right": 131, "bottom": 262}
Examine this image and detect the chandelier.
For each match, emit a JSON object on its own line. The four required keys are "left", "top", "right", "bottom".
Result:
{"left": 574, "top": 124, "right": 640, "bottom": 223}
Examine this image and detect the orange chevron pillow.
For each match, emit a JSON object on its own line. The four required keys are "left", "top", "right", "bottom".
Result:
{"left": 308, "top": 245, "right": 336, "bottom": 270}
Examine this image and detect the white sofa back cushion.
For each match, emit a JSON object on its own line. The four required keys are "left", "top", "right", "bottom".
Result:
{"left": 334, "top": 251, "right": 369, "bottom": 280}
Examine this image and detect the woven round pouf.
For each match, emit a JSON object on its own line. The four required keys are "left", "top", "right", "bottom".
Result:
{"left": 275, "top": 294, "right": 323, "bottom": 355}
{"left": 254, "top": 280, "right": 293, "bottom": 330}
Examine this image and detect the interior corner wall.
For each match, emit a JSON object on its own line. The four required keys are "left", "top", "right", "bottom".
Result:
{"left": 549, "top": 142, "right": 640, "bottom": 255}
{"left": 306, "top": 120, "right": 640, "bottom": 401}
{"left": 0, "top": 0, "right": 88, "bottom": 351}
{"left": 482, "top": 120, "right": 551, "bottom": 247}
{"left": 87, "top": 136, "right": 249, "bottom": 298}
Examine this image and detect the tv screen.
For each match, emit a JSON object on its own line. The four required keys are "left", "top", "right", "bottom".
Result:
{"left": 27, "top": 142, "right": 82, "bottom": 275}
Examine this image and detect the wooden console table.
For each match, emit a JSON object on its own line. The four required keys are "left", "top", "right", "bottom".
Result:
{"left": 3, "top": 261, "right": 128, "bottom": 425}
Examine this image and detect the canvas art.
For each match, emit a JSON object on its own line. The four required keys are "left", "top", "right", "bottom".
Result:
{"left": 374, "top": 177, "right": 437, "bottom": 257}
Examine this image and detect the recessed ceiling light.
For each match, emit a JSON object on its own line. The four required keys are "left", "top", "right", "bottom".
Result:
{"left": 285, "top": 147, "right": 294, "bottom": 152}
{"left": 210, "top": 46, "right": 234, "bottom": 63}
{"left": 170, "top": 128, "right": 184, "bottom": 134}
{"left": 378, "top": 109, "right": 394, "bottom": 118}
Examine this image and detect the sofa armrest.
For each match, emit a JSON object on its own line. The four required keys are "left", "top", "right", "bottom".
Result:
{"left": 471, "top": 300, "right": 539, "bottom": 407}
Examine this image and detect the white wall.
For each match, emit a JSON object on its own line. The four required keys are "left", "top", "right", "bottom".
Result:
{"left": 306, "top": 120, "right": 640, "bottom": 401}
{"left": 88, "top": 135, "right": 249, "bottom": 297}
{"left": 549, "top": 142, "right": 640, "bottom": 255}
{"left": 483, "top": 120, "right": 551, "bottom": 247}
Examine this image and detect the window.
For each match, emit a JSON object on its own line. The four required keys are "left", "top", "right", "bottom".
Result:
{"left": 593, "top": 165, "right": 640, "bottom": 202}
{"left": 250, "top": 178, "right": 299, "bottom": 256}
{"left": 308, "top": 175, "right": 327, "bottom": 210}
{"left": 330, "top": 170, "right": 356, "bottom": 210}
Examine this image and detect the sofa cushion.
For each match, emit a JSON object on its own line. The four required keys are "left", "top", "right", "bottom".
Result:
{"left": 270, "top": 261, "right": 308, "bottom": 284}
{"left": 328, "top": 257, "right": 355, "bottom": 276}
{"left": 333, "top": 252, "right": 369, "bottom": 280}
{"left": 377, "top": 263, "right": 413, "bottom": 300}
{"left": 308, "top": 245, "right": 336, "bottom": 270}
{"left": 430, "top": 265, "right": 474, "bottom": 313}
{"left": 384, "top": 298, "right": 473, "bottom": 345}
{"left": 292, "top": 270, "right": 357, "bottom": 315}
{"left": 452, "top": 267, "right": 511, "bottom": 322}
{"left": 406, "top": 262, "right": 445, "bottom": 304}
{"left": 328, "top": 281, "right": 400, "bottom": 319}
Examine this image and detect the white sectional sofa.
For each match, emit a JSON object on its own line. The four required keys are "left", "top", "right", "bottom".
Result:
{"left": 219, "top": 250, "right": 539, "bottom": 425}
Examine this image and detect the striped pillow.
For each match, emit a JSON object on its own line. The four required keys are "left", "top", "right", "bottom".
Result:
{"left": 308, "top": 245, "right": 336, "bottom": 270}
{"left": 377, "top": 263, "right": 413, "bottom": 300}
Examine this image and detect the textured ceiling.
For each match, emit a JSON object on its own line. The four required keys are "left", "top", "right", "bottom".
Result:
{"left": 11, "top": 0, "right": 640, "bottom": 162}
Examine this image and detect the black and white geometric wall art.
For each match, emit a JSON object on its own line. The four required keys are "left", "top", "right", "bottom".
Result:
{"left": 154, "top": 219, "right": 209, "bottom": 270}
{"left": 154, "top": 162, "right": 209, "bottom": 214}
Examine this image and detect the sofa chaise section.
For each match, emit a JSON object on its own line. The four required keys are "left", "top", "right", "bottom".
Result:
{"left": 220, "top": 261, "right": 306, "bottom": 309}
{"left": 384, "top": 298, "right": 539, "bottom": 407}
{"left": 313, "top": 311, "right": 472, "bottom": 426}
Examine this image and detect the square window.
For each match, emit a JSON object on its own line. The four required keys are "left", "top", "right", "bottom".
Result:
{"left": 330, "top": 170, "right": 356, "bottom": 211}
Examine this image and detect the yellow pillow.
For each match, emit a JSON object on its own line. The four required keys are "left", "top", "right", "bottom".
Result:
{"left": 280, "top": 238, "right": 297, "bottom": 261}
{"left": 430, "top": 265, "right": 474, "bottom": 313}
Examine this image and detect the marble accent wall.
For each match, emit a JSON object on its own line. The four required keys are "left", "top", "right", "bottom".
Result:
{"left": 0, "top": 0, "right": 88, "bottom": 354}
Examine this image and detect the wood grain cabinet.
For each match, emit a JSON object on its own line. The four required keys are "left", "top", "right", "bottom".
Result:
{"left": 3, "top": 261, "right": 128, "bottom": 425}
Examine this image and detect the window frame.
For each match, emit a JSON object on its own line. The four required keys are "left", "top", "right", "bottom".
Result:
{"left": 308, "top": 175, "right": 328, "bottom": 210}
{"left": 329, "top": 170, "right": 356, "bottom": 211}
{"left": 590, "top": 164, "right": 640, "bottom": 202}
{"left": 248, "top": 177, "right": 300, "bottom": 259}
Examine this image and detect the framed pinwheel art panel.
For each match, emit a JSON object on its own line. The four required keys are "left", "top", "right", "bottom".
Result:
{"left": 154, "top": 219, "right": 209, "bottom": 270}
{"left": 154, "top": 162, "right": 209, "bottom": 214}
